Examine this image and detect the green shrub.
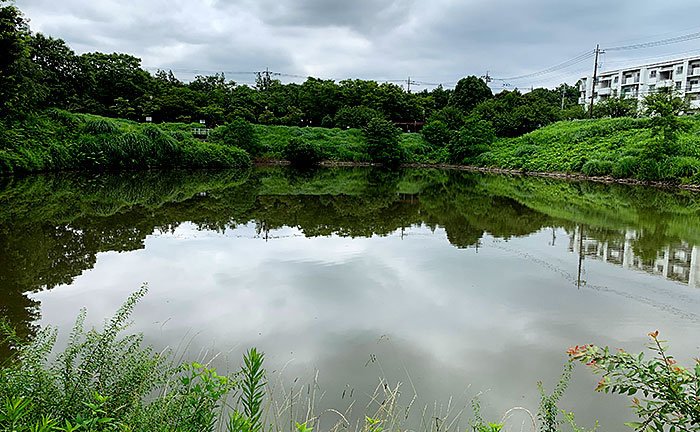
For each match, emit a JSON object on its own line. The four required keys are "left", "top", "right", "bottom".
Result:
{"left": 422, "top": 120, "right": 451, "bottom": 147}
{"left": 283, "top": 137, "right": 322, "bottom": 166}
{"left": 581, "top": 159, "right": 613, "bottom": 177}
{"left": 362, "top": 117, "right": 404, "bottom": 166}
{"left": 0, "top": 287, "right": 269, "bottom": 432}
{"left": 568, "top": 332, "right": 700, "bottom": 432}
{"left": 612, "top": 156, "right": 639, "bottom": 178}
{"left": 448, "top": 118, "right": 495, "bottom": 164}
{"left": 209, "top": 119, "right": 260, "bottom": 155}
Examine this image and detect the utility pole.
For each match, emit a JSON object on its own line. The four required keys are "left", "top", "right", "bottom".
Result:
{"left": 561, "top": 85, "right": 566, "bottom": 110}
{"left": 406, "top": 76, "right": 418, "bottom": 93}
{"left": 480, "top": 71, "right": 492, "bottom": 84}
{"left": 589, "top": 44, "right": 603, "bottom": 118}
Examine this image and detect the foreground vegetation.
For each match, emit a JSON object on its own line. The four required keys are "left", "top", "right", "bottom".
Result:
{"left": 1, "top": 289, "right": 697, "bottom": 432}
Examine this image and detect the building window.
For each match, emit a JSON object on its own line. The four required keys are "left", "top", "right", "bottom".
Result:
{"left": 678, "top": 66, "right": 684, "bottom": 74}
{"left": 614, "top": 76, "right": 618, "bottom": 83}
{"left": 676, "top": 81, "right": 682, "bottom": 89}
{"left": 650, "top": 70, "right": 657, "bottom": 78}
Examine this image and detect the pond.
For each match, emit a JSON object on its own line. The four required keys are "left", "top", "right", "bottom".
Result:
{"left": 1, "top": 166, "right": 699, "bottom": 430}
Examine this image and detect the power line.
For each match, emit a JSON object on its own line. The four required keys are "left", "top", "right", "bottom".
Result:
{"left": 493, "top": 50, "right": 595, "bottom": 81}
{"left": 604, "top": 30, "right": 700, "bottom": 51}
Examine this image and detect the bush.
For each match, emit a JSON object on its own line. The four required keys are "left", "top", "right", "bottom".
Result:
{"left": 0, "top": 287, "right": 269, "bottom": 432}
{"left": 362, "top": 117, "right": 404, "bottom": 166}
{"left": 447, "top": 118, "right": 496, "bottom": 164}
{"left": 581, "top": 159, "right": 613, "bottom": 177}
{"left": 209, "top": 118, "right": 260, "bottom": 155}
{"left": 421, "top": 120, "right": 451, "bottom": 147}
{"left": 283, "top": 137, "right": 322, "bottom": 166}
{"left": 612, "top": 156, "right": 639, "bottom": 178}
{"left": 568, "top": 332, "right": 700, "bottom": 431}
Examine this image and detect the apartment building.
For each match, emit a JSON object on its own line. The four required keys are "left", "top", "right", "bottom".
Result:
{"left": 579, "top": 55, "right": 700, "bottom": 110}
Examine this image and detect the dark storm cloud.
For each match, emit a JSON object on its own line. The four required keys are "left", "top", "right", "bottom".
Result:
{"left": 15, "top": 0, "right": 700, "bottom": 88}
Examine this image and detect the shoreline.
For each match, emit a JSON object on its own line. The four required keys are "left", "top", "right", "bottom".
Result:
{"left": 254, "top": 159, "right": 700, "bottom": 192}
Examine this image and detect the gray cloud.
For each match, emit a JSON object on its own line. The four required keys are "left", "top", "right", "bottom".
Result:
{"left": 15, "top": 0, "right": 700, "bottom": 89}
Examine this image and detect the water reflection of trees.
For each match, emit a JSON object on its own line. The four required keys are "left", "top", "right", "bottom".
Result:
{"left": 2, "top": 166, "right": 700, "bottom": 355}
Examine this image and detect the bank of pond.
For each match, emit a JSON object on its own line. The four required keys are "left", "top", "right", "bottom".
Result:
{"left": 3, "top": 110, "right": 700, "bottom": 185}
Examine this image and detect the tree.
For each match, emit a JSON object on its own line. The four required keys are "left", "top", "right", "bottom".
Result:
{"left": 643, "top": 89, "right": 691, "bottom": 157}
{"left": 334, "top": 105, "right": 381, "bottom": 129}
{"left": 209, "top": 118, "right": 260, "bottom": 155}
{"left": 596, "top": 94, "right": 638, "bottom": 118}
{"left": 362, "top": 117, "right": 403, "bottom": 166}
{"left": 0, "top": 3, "right": 32, "bottom": 116}
{"left": 449, "top": 76, "right": 492, "bottom": 113}
{"left": 429, "top": 105, "right": 465, "bottom": 130}
{"left": 447, "top": 117, "right": 496, "bottom": 164}
{"left": 28, "top": 33, "right": 80, "bottom": 108}
{"left": 421, "top": 120, "right": 451, "bottom": 147}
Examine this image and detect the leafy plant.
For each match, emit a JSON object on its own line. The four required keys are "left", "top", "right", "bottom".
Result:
{"left": 239, "top": 347, "right": 266, "bottom": 432}
{"left": 362, "top": 117, "right": 404, "bottom": 166}
{"left": 568, "top": 332, "right": 700, "bottom": 432}
{"left": 537, "top": 363, "right": 573, "bottom": 432}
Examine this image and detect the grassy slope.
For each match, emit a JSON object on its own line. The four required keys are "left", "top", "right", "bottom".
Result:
{"left": 484, "top": 116, "right": 700, "bottom": 182}
{"left": 0, "top": 110, "right": 250, "bottom": 175}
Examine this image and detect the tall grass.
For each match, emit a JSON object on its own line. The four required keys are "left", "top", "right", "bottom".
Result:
{"left": 0, "top": 111, "right": 250, "bottom": 175}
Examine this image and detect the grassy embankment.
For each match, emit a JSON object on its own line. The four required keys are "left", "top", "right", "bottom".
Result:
{"left": 481, "top": 116, "right": 700, "bottom": 183}
{"left": 4, "top": 110, "right": 700, "bottom": 184}
{"left": 0, "top": 110, "right": 250, "bottom": 175}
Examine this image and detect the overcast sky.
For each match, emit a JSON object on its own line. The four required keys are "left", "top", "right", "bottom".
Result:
{"left": 15, "top": 0, "right": 700, "bottom": 91}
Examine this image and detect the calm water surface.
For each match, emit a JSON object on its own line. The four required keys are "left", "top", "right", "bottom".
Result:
{"left": 2, "top": 167, "right": 700, "bottom": 430}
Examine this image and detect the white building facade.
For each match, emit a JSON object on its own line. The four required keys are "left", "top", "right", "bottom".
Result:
{"left": 579, "top": 55, "right": 700, "bottom": 110}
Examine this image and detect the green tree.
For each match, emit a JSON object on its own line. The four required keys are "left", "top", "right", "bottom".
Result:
{"left": 334, "top": 105, "right": 381, "bottom": 129}
{"left": 643, "top": 90, "right": 691, "bottom": 158}
{"left": 209, "top": 118, "right": 260, "bottom": 155}
{"left": 449, "top": 76, "right": 492, "bottom": 113}
{"left": 421, "top": 120, "right": 451, "bottom": 147}
{"left": 596, "top": 94, "right": 638, "bottom": 118}
{"left": 362, "top": 117, "right": 403, "bottom": 166}
{"left": 447, "top": 117, "right": 496, "bottom": 164}
{"left": 430, "top": 105, "right": 465, "bottom": 130}
{"left": 0, "top": 3, "right": 32, "bottom": 117}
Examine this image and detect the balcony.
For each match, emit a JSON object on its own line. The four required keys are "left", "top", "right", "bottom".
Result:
{"left": 688, "top": 67, "right": 700, "bottom": 77}
{"left": 657, "top": 79, "right": 674, "bottom": 88}
{"left": 597, "top": 87, "right": 612, "bottom": 96}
